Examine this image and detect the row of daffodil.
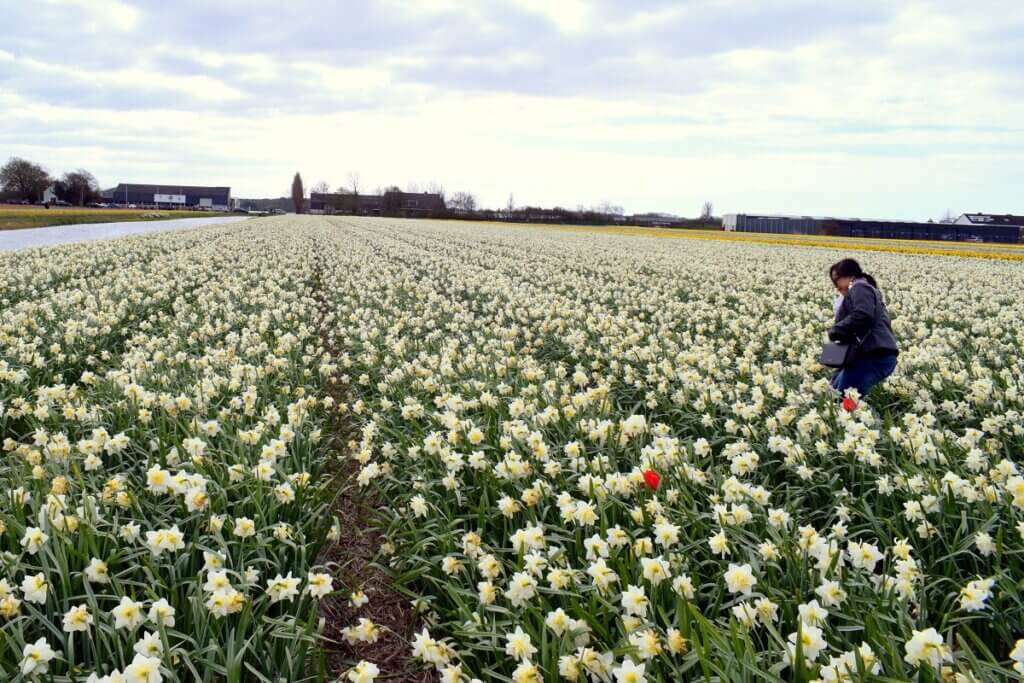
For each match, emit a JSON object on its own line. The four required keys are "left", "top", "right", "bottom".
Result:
{"left": 0, "top": 224, "right": 349, "bottom": 681}
{"left": 319, "top": 216, "right": 1024, "bottom": 682}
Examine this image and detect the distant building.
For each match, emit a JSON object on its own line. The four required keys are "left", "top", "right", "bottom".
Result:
{"left": 955, "top": 213, "right": 1024, "bottom": 227}
{"left": 630, "top": 212, "right": 681, "bottom": 227}
{"left": 309, "top": 191, "right": 446, "bottom": 217}
{"left": 723, "top": 214, "right": 827, "bottom": 233}
{"left": 310, "top": 193, "right": 385, "bottom": 215}
{"left": 723, "top": 213, "right": 1021, "bottom": 244}
{"left": 42, "top": 184, "right": 58, "bottom": 203}
{"left": 521, "top": 210, "right": 567, "bottom": 222}
{"left": 103, "top": 183, "right": 231, "bottom": 210}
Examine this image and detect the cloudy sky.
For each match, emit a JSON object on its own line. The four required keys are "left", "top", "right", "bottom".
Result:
{"left": 2, "top": 0, "right": 1022, "bottom": 218}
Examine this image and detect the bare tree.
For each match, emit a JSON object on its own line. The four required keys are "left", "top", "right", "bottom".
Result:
{"left": 594, "top": 201, "right": 624, "bottom": 216}
{"left": 61, "top": 169, "right": 100, "bottom": 206}
{"left": 425, "top": 181, "right": 446, "bottom": 202}
{"left": 348, "top": 171, "right": 361, "bottom": 197}
{"left": 405, "top": 181, "right": 420, "bottom": 193}
{"left": 291, "top": 173, "right": 305, "bottom": 214}
{"left": 449, "top": 191, "right": 478, "bottom": 212}
{"left": 939, "top": 209, "right": 957, "bottom": 224}
{"left": 1, "top": 157, "right": 51, "bottom": 202}
{"left": 701, "top": 201, "right": 714, "bottom": 220}
{"left": 506, "top": 193, "right": 515, "bottom": 217}
{"left": 310, "top": 181, "right": 331, "bottom": 195}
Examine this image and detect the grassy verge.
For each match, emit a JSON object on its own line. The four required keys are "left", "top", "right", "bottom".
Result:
{"left": 0, "top": 206, "right": 235, "bottom": 230}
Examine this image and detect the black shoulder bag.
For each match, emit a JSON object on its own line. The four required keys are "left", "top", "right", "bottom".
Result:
{"left": 819, "top": 340, "right": 854, "bottom": 368}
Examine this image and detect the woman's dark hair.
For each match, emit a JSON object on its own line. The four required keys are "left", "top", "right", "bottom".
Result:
{"left": 829, "top": 258, "right": 878, "bottom": 290}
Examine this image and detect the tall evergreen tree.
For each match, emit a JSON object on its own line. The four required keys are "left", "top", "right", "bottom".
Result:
{"left": 291, "top": 173, "right": 304, "bottom": 214}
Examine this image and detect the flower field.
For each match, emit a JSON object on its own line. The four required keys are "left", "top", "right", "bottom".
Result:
{"left": 1, "top": 226, "right": 337, "bottom": 681}
{"left": 2, "top": 215, "right": 1023, "bottom": 682}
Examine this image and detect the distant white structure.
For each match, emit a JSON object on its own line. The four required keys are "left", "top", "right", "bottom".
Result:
{"left": 42, "top": 184, "right": 58, "bottom": 203}
{"left": 955, "top": 213, "right": 1024, "bottom": 227}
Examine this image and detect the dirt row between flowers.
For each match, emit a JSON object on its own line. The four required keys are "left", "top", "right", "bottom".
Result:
{"left": 316, "top": 421, "right": 434, "bottom": 682}
{"left": 311, "top": 256, "right": 436, "bottom": 682}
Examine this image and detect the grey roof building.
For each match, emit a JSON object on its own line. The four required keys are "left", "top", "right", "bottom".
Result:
{"left": 723, "top": 213, "right": 1021, "bottom": 243}
{"left": 102, "top": 183, "right": 231, "bottom": 210}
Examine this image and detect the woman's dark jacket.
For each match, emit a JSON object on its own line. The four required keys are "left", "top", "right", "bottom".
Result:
{"left": 828, "top": 281, "right": 899, "bottom": 362}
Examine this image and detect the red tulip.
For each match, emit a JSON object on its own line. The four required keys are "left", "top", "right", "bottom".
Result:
{"left": 842, "top": 397, "right": 858, "bottom": 412}
{"left": 643, "top": 469, "right": 661, "bottom": 490}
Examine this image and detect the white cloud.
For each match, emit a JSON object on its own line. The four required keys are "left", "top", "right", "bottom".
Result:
{"left": 292, "top": 62, "right": 396, "bottom": 92}
{"left": 11, "top": 53, "right": 244, "bottom": 103}
{"left": 507, "top": 0, "right": 590, "bottom": 33}
{"left": 42, "top": 0, "right": 141, "bottom": 31}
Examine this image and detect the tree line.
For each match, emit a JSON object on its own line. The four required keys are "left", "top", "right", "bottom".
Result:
{"left": 1, "top": 157, "right": 102, "bottom": 205}
{"left": 285, "top": 171, "right": 721, "bottom": 228}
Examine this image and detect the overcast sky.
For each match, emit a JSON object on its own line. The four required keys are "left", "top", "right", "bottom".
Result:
{"left": 2, "top": 0, "right": 1022, "bottom": 218}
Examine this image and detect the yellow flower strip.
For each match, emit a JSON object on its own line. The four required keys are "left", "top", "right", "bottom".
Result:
{"left": 461, "top": 220, "right": 1024, "bottom": 260}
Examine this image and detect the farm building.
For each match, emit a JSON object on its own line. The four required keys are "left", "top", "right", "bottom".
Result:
{"left": 309, "top": 193, "right": 385, "bottom": 215}
{"left": 955, "top": 213, "right": 1024, "bottom": 228}
{"left": 103, "top": 183, "right": 232, "bottom": 210}
{"left": 309, "top": 191, "right": 445, "bottom": 217}
{"left": 722, "top": 213, "right": 1022, "bottom": 244}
